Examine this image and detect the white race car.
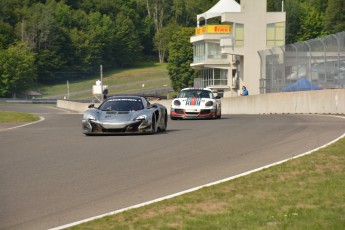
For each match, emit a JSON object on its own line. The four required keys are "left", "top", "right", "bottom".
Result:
{"left": 170, "top": 88, "right": 221, "bottom": 120}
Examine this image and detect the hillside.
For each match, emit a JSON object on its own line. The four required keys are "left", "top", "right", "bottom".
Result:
{"left": 39, "top": 63, "right": 172, "bottom": 99}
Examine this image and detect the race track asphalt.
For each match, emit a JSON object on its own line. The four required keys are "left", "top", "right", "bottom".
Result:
{"left": 1, "top": 104, "right": 344, "bottom": 230}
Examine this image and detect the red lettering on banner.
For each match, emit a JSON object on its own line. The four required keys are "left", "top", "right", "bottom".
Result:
{"left": 195, "top": 25, "right": 231, "bottom": 35}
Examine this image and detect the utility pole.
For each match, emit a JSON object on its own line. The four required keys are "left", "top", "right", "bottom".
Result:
{"left": 100, "top": 65, "right": 103, "bottom": 95}
{"left": 67, "top": 80, "right": 70, "bottom": 99}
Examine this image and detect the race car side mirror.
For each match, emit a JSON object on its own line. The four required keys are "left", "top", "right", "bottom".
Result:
{"left": 88, "top": 104, "right": 95, "bottom": 108}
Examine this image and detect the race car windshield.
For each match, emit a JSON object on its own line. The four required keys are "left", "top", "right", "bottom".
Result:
{"left": 178, "top": 90, "right": 213, "bottom": 99}
{"left": 100, "top": 99, "right": 144, "bottom": 111}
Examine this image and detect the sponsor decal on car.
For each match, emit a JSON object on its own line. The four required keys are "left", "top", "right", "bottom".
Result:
{"left": 186, "top": 97, "right": 201, "bottom": 106}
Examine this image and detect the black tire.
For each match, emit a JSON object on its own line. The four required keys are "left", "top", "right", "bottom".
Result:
{"left": 213, "top": 106, "right": 218, "bottom": 119}
{"left": 217, "top": 109, "right": 222, "bottom": 119}
{"left": 151, "top": 115, "right": 158, "bottom": 134}
{"left": 161, "top": 113, "right": 168, "bottom": 131}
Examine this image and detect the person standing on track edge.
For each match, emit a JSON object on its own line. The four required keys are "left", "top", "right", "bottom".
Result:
{"left": 240, "top": 86, "right": 249, "bottom": 96}
{"left": 103, "top": 88, "right": 108, "bottom": 100}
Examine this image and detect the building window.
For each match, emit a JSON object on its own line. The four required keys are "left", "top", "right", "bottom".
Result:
{"left": 193, "top": 42, "right": 205, "bottom": 63}
{"left": 235, "top": 23, "right": 244, "bottom": 47}
{"left": 267, "top": 22, "right": 285, "bottom": 47}
{"left": 194, "top": 42, "right": 228, "bottom": 63}
{"left": 200, "top": 68, "right": 228, "bottom": 87}
{"left": 207, "top": 42, "right": 227, "bottom": 60}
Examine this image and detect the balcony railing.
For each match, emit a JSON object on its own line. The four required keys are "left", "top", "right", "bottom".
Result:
{"left": 200, "top": 79, "right": 228, "bottom": 87}
{"left": 193, "top": 54, "right": 228, "bottom": 63}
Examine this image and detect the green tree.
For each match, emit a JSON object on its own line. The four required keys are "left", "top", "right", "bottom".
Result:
{"left": 167, "top": 27, "right": 196, "bottom": 92}
{"left": 0, "top": 42, "right": 36, "bottom": 97}
{"left": 18, "top": 2, "right": 56, "bottom": 52}
{"left": 154, "top": 22, "right": 180, "bottom": 62}
{"left": 68, "top": 9, "right": 92, "bottom": 75}
{"left": 112, "top": 12, "right": 143, "bottom": 66}
{"left": 86, "top": 12, "right": 112, "bottom": 68}
{"left": 69, "top": 28, "right": 94, "bottom": 74}
{"left": 267, "top": 0, "right": 282, "bottom": 11}
{"left": 308, "top": 0, "right": 328, "bottom": 13}
{"left": 284, "top": 0, "right": 302, "bottom": 44}
{"left": 0, "top": 0, "right": 25, "bottom": 26}
{"left": 0, "top": 20, "right": 16, "bottom": 49}
{"left": 325, "top": 0, "right": 345, "bottom": 34}
{"left": 16, "top": 1, "right": 73, "bottom": 83}
{"left": 297, "top": 4, "right": 326, "bottom": 41}
{"left": 138, "top": 15, "right": 155, "bottom": 56}
{"left": 141, "top": 0, "right": 174, "bottom": 62}
{"left": 67, "top": 11, "right": 111, "bottom": 76}
{"left": 173, "top": 0, "right": 218, "bottom": 27}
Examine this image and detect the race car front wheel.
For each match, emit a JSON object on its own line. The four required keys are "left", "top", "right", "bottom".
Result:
{"left": 160, "top": 113, "right": 167, "bottom": 131}
{"left": 151, "top": 115, "right": 158, "bottom": 134}
{"left": 217, "top": 108, "right": 222, "bottom": 119}
{"left": 213, "top": 106, "right": 218, "bottom": 119}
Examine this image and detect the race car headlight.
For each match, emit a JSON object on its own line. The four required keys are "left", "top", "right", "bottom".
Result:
{"left": 87, "top": 115, "right": 96, "bottom": 120}
{"left": 135, "top": 115, "right": 147, "bottom": 120}
{"left": 205, "top": 101, "right": 214, "bottom": 106}
{"left": 173, "top": 100, "right": 181, "bottom": 106}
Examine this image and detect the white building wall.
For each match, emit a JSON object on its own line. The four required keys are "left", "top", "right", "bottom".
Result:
{"left": 222, "top": 0, "right": 285, "bottom": 96}
{"left": 190, "top": 0, "right": 285, "bottom": 97}
{"left": 242, "top": 0, "right": 267, "bottom": 95}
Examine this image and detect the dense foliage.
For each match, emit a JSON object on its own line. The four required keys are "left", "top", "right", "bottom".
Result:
{"left": 168, "top": 27, "right": 197, "bottom": 91}
{"left": 268, "top": 0, "right": 344, "bottom": 43}
{"left": 0, "top": 0, "right": 344, "bottom": 97}
{"left": 0, "top": 42, "right": 36, "bottom": 97}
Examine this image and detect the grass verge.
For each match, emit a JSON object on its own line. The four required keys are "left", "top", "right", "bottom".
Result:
{"left": 69, "top": 136, "right": 345, "bottom": 229}
{"left": 0, "top": 111, "right": 40, "bottom": 123}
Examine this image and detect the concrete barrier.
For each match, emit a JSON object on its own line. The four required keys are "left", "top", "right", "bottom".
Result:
{"left": 57, "top": 89, "right": 345, "bottom": 114}
{"left": 221, "top": 89, "right": 345, "bottom": 114}
{"left": 57, "top": 100, "right": 100, "bottom": 113}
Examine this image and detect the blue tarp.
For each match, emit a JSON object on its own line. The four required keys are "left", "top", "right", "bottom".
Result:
{"left": 282, "top": 77, "right": 323, "bottom": 92}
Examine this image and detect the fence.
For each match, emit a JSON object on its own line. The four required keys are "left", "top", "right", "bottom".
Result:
{"left": 259, "top": 32, "right": 345, "bottom": 94}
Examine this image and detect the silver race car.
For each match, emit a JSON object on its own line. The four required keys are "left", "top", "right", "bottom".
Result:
{"left": 170, "top": 87, "right": 221, "bottom": 120}
{"left": 82, "top": 95, "right": 168, "bottom": 135}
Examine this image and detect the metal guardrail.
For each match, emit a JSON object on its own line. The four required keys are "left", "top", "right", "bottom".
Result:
{"left": 0, "top": 98, "right": 57, "bottom": 104}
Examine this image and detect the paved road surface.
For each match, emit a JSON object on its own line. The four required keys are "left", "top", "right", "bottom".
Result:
{"left": 0, "top": 104, "right": 344, "bottom": 229}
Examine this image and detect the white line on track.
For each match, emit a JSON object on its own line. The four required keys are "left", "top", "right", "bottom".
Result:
{"left": 48, "top": 115, "right": 345, "bottom": 230}
{"left": 0, "top": 116, "right": 45, "bottom": 132}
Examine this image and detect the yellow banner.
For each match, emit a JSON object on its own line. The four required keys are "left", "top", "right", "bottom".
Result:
{"left": 195, "top": 25, "right": 231, "bottom": 35}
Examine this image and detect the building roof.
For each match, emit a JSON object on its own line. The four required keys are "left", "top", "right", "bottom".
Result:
{"left": 197, "top": 0, "right": 241, "bottom": 22}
